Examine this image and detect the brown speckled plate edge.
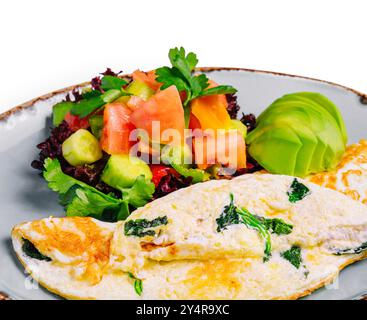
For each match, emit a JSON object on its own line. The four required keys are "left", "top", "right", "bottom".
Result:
{"left": 1, "top": 67, "right": 366, "bottom": 122}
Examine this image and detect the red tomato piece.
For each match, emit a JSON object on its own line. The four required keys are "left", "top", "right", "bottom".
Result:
{"left": 149, "top": 164, "right": 175, "bottom": 187}
{"left": 64, "top": 112, "right": 90, "bottom": 132}
{"left": 189, "top": 113, "right": 201, "bottom": 130}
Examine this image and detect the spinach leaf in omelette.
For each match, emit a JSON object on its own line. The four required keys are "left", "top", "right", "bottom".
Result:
{"left": 334, "top": 241, "right": 367, "bottom": 255}
{"left": 216, "top": 193, "right": 239, "bottom": 232}
{"left": 287, "top": 179, "right": 310, "bottom": 203}
{"left": 127, "top": 272, "right": 143, "bottom": 296}
{"left": 216, "top": 193, "right": 272, "bottom": 261}
{"left": 22, "top": 238, "right": 51, "bottom": 261}
{"left": 281, "top": 245, "right": 302, "bottom": 269}
{"left": 261, "top": 217, "right": 293, "bottom": 235}
{"left": 124, "top": 216, "right": 168, "bottom": 237}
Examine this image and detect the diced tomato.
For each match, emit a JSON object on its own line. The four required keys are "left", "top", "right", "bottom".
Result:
{"left": 191, "top": 80, "right": 232, "bottom": 130}
{"left": 189, "top": 114, "right": 201, "bottom": 130}
{"left": 100, "top": 103, "right": 135, "bottom": 154}
{"left": 64, "top": 112, "right": 90, "bottom": 132}
{"left": 132, "top": 70, "right": 161, "bottom": 91}
{"left": 126, "top": 96, "right": 144, "bottom": 111}
{"left": 149, "top": 164, "right": 176, "bottom": 187}
{"left": 193, "top": 130, "right": 247, "bottom": 170}
{"left": 130, "top": 86, "right": 185, "bottom": 145}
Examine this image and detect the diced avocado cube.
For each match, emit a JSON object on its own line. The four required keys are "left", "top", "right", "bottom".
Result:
{"left": 101, "top": 154, "right": 152, "bottom": 189}
{"left": 62, "top": 129, "right": 102, "bottom": 166}
{"left": 52, "top": 101, "right": 73, "bottom": 126}
{"left": 126, "top": 80, "right": 155, "bottom": 100}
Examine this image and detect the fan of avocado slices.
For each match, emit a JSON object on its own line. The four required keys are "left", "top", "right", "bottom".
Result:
{"left": 246, "top": 92, "right": 347, "bottom": 177}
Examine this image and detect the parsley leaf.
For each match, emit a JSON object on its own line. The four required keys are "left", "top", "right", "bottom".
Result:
{"left": 70, "top": 88, "right": 128, "bottom": 118}
{"left": 156, "top": 47, "right": 237, "bottom": 125}
{"left": 100, "top": 75, "right": 128, "bottom": 91}
{"left": 124, "top": 216, "right": 168, "bottom": 237}
{"left": 281, "top": 245, "right": 302, "bottom": 269}
{"left": 287, "top": 178, "right": 310, "bottom": 203}
{"left": 70, "top": 95, "right": 105, "bottom": 118}
{"left": 198, "top": 85, "right": 237, "bottom": 97}
{"left": 43, "top": 158, "right": 154, "bottom": 221}
{"left": 119, "top": 176, "right": 155, "bottom": 208}
{"left": 155, "top": 66, "right": 188, "bottom": 92}
{"left": 127, "top": 272, "right": 143, "bottom": 296}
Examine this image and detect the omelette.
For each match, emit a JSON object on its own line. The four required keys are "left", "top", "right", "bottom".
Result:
{"left": 12, "top": 173, "right": 367, "bottom": 299}
{"left": 309, "top": 139, "right": 367, "bottom": 204}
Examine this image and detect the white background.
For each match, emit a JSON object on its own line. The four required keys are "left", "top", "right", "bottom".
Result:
{"left": 1, "top": 0, "right": 366, "bottom": 113}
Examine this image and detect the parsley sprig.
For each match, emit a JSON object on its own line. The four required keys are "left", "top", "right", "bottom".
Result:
{"left": 69, "top": 75, "right": 131, "bottom": 118}
{"left": 156, "top": 47, "right": 237, "bottom": 124}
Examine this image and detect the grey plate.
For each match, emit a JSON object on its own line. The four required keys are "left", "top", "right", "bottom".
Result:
{"left": 1, "top": 68, "right": 367, "bottom": 300}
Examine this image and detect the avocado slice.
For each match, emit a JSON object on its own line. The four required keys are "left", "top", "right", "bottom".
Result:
{"left": 295, "top": 92, "right": 348, "bottom": 144}
{"left": 101, "top": 154, "right": 153, "bottom": 189}
{"left": 247, "top": 125, "right": 303, "bottom": 176}
{"left": 286, "top": 121, "right": 318, "bottom": 177}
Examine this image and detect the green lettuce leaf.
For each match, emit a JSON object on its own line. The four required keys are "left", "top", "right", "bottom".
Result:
{"left": 43, "top": 158, "right": 154, "bottom": 221}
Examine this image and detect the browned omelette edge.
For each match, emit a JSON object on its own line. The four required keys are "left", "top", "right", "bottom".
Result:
{"left": 11, "top": 227, "right": 96, "bottom": 300}
{"left": 1, "top": 67, "right": 366, "bottom": 122}
{"left": 282, "top": 251, "right": 367, "bottom": 300}
{"left": 11, "top": 227, "right": 367, "bottom": 300}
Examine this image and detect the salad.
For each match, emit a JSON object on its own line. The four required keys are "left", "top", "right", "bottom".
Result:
{"left": 31, "top": 47, "right": 347, "bottom": 222}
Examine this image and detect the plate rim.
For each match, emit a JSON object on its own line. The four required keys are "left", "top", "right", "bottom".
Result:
{"left": 1, "top": 67, "right": 367, "bottom": 122}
